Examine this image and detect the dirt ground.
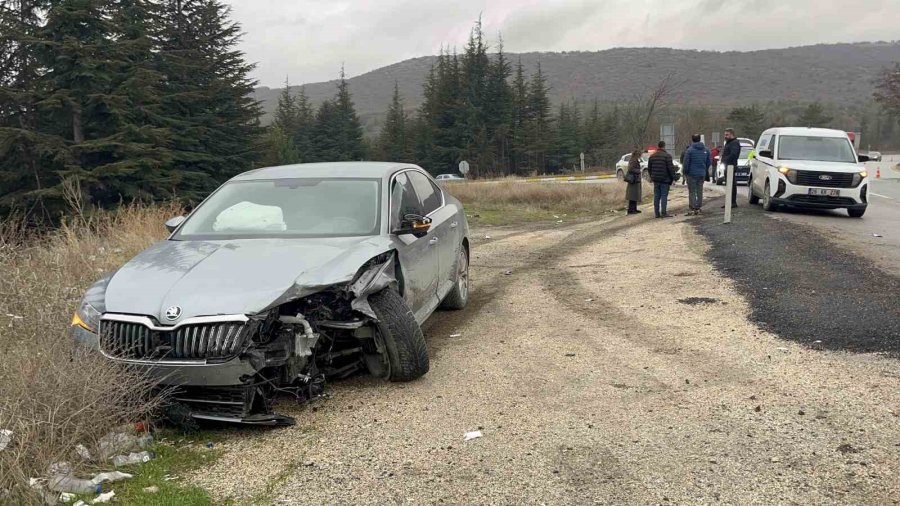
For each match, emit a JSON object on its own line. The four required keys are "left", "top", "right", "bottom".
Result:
{"left": 190, "top": 187, "right": 900, "bottom": 505}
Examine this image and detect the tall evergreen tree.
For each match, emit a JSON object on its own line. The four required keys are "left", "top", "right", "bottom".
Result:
{"left": 484, "top": 37, "right": 513, "bottom": 176}
{"left": 797, "top": 101, "right": 833, "bottom": 127}
{"left": 292, "top": 85, "right": 314, "bottom": 161}
{"left": 525, "top": 62, "right": 552, "bottom": 172}
{"left": 156, "top": 0, "right": 261, "bottom": 197}
{"left": 309, "top": 68, "right": 364, "bottom": 162}
{"left": 509, "top": 58, "right": 528, "bottom": 174}
{"left": 554, "top": 100, "right": 582, "bottom": 170}
{"left": 376, "top": 81, "right": 411, "bottom": 162}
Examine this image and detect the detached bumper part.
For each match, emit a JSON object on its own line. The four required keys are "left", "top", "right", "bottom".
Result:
{"left": 169, "top": 384, "right": 296, "bottom": 426}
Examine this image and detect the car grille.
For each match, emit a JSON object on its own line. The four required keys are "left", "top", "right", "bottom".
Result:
{"left": 793, "top": 170, "right": 855, "bottom": 188}
{"left": 787, "top": 195, "right": 857, "bottom": 206}
{"left": 99, "top": 319, "right": 250, "bottom": 361}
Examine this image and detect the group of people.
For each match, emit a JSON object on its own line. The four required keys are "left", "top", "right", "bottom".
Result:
{"left": 624, "top": 128, "right": 743, "bottom": 217}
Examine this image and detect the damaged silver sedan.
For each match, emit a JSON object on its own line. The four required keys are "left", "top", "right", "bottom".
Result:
{"left": 70, "top": 162, "right": 470, "bottom": 425}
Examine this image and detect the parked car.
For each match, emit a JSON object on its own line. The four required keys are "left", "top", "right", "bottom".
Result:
{"left": 435, "top": 173, "right": 465, "bottom": 181}
{"left": 748, "top": 127, "right": 870, "bottom": 218}
{"left": 714, "top": 145, "right": 754, "bottom": 185}
{"left": 70, "top": 162, "right": 471, "bottom": 425}
{"left": 616, "top": 152, "right": 683, "bottom": 182}
{"left": 866, "top": 151, "right": 882, "bottom": 162}
{"left": 709, "top": 138, "right": 755, "bottom": 180}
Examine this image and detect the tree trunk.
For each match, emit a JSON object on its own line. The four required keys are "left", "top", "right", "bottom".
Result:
{"left": 72, "top": 105, "right": 84, "bottom": 143}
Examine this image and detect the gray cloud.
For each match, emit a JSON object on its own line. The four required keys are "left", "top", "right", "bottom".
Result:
{"left": 225, "top": 0, "right": 899, "bottom": 87}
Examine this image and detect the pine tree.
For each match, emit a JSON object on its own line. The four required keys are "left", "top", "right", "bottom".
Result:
{"left": 797, "top": 102, "right": 833, "bottom": 127}
{"left": 272, "top": 77, "right": 299, "bottom": 134}
{"left": 377, "top": 81, "right": 411, "bottom": 162}
{"left": 509, "top": 58, "right": 528, "bottom": 174}
{"left": 554, "top": 100, "right": 582, "bottom": 171}
{"left": 484, "top": 37, "right": 513, "bottom": 176}
{"left": 0, "top": 0, "right": 69, "bottom": 218}
{"left": 156, "top": 0, "right": 262, "bottom": 197}
{"left": 309, "top": 68, "right": 365, "bottom": 162}
{"left": 525, "top": 62, "right": 552, "bottom": 172}
{"left": 727, "top": 105, "right": 767, "bottom": 143}
{"left": 293, "top": 86, "right": 314, "bottom": 161}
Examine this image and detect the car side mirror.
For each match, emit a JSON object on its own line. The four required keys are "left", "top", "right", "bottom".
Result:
{"left": 758, "top": 150, "right": 773, "bottom": 159}
{"left": 858, "top": 154, "right": 870, "bottom": 163}
{"left": 393, "top": 214, "right": 431, "bottom": 238}
{"left": 165, "top": 216, "right": 186, "bottom": 233}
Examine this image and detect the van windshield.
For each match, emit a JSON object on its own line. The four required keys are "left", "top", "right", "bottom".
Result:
{"left": 778, "top": 136, "right": 856, "bottom": 163}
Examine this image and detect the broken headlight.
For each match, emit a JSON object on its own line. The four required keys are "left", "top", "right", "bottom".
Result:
{"left": 72, "top": 299, "right": 102, "bottom": 333}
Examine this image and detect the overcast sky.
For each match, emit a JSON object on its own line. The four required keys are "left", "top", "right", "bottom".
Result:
{"left": 226, "top": 0, "right": 899, "bottom": 88}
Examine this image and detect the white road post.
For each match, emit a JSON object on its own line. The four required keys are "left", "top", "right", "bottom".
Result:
{"left": 724, "top": 164, "right": 735, "bottom": 224}
{"left": 580, "top": 152, "right": 585, "bottom": 173}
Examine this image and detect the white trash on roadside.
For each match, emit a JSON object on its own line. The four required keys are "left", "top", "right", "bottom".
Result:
{"left": 59, "top": 492, "right": 76, "bottom": 503}
{"left": 91, "top": 491, "right": 115, "bottom": 504}
{"left": 143, "top": 486, "right": 160, "bottom": 494}
{"left": 464, "top": 430, "right": 483, "bottom": 442}
{"left": 873, "top": 233, "right": 883, "bottom": 238}
{"left": 0, "top": 429, "right": 11, "bottom": 451}
{"left": 91, "top": 471, "right": 132, "bottom": 485}
{"left": 74, "top": 445, "right": 92, "bottom": 461}
{"left": 73, "top": 501, "right": 87, "bottom": 506}
{"left": 449, "top": 333, "right": 462, "bottom": 338}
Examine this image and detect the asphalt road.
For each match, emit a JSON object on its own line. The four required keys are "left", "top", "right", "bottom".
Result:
{"left": 715, "top": 162, "right": 900, "bottom": 274}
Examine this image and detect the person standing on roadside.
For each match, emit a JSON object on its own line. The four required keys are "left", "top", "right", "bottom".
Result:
{"left": 683, "top": 134, "right": 711, "bottom": 215}
{"left": 647, "top": 141, "right": 677, "bottom": 218}
{"left": 721, "top": 128, "right": 741, "bottom": 208}
{"left": 625, "top": 149, "right": 643, "bottom": 215}
{"left": 709, "top": 144, "right": 720, "bottom": 182}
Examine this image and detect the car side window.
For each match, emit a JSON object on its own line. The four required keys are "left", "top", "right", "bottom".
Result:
{"left": 623, "top": 154, "right": 631, "bottom": 162}
{"left": 407, "top": 171, "right": 442, "bottom": 215}
{"left": 390, "top": 172, "right": 423, "bottom": 230}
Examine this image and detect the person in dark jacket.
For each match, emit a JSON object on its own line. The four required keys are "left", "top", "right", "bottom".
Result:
{"left": 646, "top": 141, "right": 677, "bottom": 218}
{"left": 721, "top": 128, "right": 741, "bottom": 208}
{"left": 682, "top": 134, "right": 711, "bottom": 215}
{"left": 625, "top": 149, "right": 643, "bottom": 214}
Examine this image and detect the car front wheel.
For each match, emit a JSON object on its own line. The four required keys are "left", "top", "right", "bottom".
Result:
{"left": 369, "top": 288, "right": 429, "bottom": 382}
{"left": 762, "top": 180, "right": 778, "bottom": 212}
{"left": 748, "top": 178, "right": 760, "bottom": 205}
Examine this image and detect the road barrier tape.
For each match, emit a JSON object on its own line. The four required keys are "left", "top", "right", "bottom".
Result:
{"left": 523, "top": 174, "right": 616, "bottom": 183}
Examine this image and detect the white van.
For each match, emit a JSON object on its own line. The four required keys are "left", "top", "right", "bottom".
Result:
{"left": 748, "top": 127, "right": 870, "bottom": 218}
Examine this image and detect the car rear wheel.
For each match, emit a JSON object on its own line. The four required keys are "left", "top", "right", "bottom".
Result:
{"left": 440, "top": 246, "right": 469, "bottom": 310}
{"left": 369, "top": 288, "right": 429, "bottom": 382}
{"left": 762, "top": 180, "right": 778, "bottom": 212}
{"left": 848, "top": 208, "right": 866, "bottom": 218}
{"left": 616, "top": 170, "right": 624, "bottom": 181}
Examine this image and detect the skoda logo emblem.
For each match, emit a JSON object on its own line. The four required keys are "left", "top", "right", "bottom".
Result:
{"left": 819, "top": 174, "right": 833, "bottom": 181}
{"left": 165, "top": 306, "right": 182, "bottom": 321}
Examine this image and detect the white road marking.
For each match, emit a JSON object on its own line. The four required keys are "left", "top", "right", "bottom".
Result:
{"left": 870, "top": 192, "right": 894, "bottom": 200}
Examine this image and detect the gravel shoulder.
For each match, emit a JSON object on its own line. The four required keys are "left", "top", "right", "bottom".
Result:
{"left": 189, "top": 186, "right": 900, "bottom": 505}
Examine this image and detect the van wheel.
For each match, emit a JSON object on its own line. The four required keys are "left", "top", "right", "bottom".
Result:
{"left": 369, "top": 288, "right": 429, "bottom": 382}
{"left": 748, "top": 179, "right": 760, "bottom": 205}
{"left": 762, "top": 180, "right": 778, "bottom": 212}
{"left": 848, "top": 208, "right": 866, "bottom": 218}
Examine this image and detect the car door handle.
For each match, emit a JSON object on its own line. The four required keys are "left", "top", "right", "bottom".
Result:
{"left": 450, "top": 221, "right": 458, "bottom": 229}
{"left": 429, "top": 237, "right": 439, "bottom": 245}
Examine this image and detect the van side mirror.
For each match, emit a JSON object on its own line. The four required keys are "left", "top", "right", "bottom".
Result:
{"left": 165, "top": 216, "right": 186, "bottom": 233}
{"left": 393, "top": 214, "right": 431, "bottom": 238}
{"left": 758, "top": 150, "right": 773, "bottom": 159}
{"left": 858, "top": 154, "right": 870, "bottom": 163}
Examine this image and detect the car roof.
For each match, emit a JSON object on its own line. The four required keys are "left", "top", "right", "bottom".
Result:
{"left": 762, "top": 127, "right": 850, "bottom": 138}
{"left": 230, "top": 162, "right": 424, "bottom": 181}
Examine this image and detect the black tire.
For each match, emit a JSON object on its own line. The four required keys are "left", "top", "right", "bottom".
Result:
{"left": 748, "top": 179, "right": 760, "bottom": 205}
{"left": 762, "top": 180, "right": 778, "bottom": 212}
{"left": 440, "top": 246, "right": 469, "bottom": 310}
{"left": 616, "top": 170, "right": 624, "bottom": 181}
{"left": 848, "top": 208, "right": 866, "bottom": 218}
{"left": 369, "top": 289, "right": 429, "bottom": 382}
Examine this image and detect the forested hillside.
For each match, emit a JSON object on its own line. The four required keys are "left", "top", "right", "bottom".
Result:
{"left": 254, "top": 42, "right": 900, "bottom": 127}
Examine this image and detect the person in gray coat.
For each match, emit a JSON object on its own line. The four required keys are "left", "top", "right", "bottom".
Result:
{"left": 625, "top": 149, "right": 643, "bottom": 214}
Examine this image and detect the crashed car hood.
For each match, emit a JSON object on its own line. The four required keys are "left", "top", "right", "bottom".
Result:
{"left": 104, "top": 236, "right": 393, "bottom": 321}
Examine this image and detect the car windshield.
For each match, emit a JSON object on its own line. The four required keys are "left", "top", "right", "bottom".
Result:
{"left": 740, "top": 147, "right": 753, "bottom": 159}
{"left": 778, "top": 136, "right": 856, "bottom": 163}
{"left": 174, "top": 178, "right": 381, "bottom": 240}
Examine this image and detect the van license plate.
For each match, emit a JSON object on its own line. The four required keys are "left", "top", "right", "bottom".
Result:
{"left": 808, "top": 188, "right": 839, "bottom": 197}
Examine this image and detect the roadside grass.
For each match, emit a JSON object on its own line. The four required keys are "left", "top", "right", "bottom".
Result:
{"left": 443, "top": 180, "right": 628, "bottom": 226}
{"left": 0, "top": 203, "right": 179, "bottom": 504}
{"left": 101, "top": 430, "right": 227, "bottom": 506}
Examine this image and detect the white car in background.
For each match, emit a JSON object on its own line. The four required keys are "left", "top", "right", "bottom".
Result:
{"left": 616, "top": 153, "right": 683, "bottom": 182}
{"left": 748, "top": 127, "right": 870, "bottom": 218}
{"left": 714, "top": 145, "right": 753, "bottom": 185}
{"left": 435, "top": 174, "right": 465, "bottom": 182}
